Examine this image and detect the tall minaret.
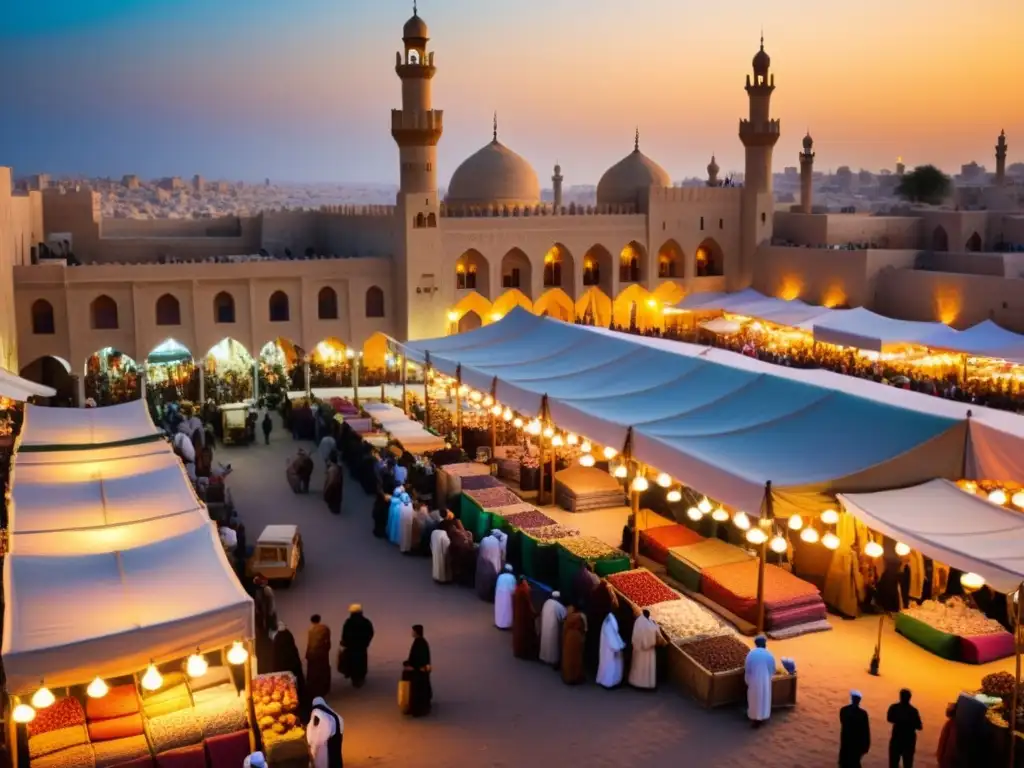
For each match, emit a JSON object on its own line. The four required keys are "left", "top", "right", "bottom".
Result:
{"left": 996, "top": 130, "right": 1008, "bottom": 186}
{"left": 799, "top": 132, "right": 815, "bottom": 213}
{"left": 706, "top": 155, "right": 720, "bottom": 187}
{"left": 391, "top": 2, "right": 443, "bottom": 194}
{"left": 552, "top": 162, "right": 563, "bottom": 210}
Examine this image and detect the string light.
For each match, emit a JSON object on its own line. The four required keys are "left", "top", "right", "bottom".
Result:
{"left": 732, "top": 512, "right": 751, "bottom": 531}
{"left": 820, "top": 509, "right": 839, "bottom": 525}
{"left": 482, "top": 395, "right": 493, "bottom": 407}
{"left": 666, "top": 489, "right": 682, "bottom": 503}
{"left": 631, "top": 476, "right": 649, "bottom": 493}
{"left": 551, "top": 434, "right": 564, "bottom": 447}
{"left": 503, "top": 408, "right": 513, "bottom": 421}
{"left": 656, "top": 473, "right": 672, "bottom": 488}
{"left": 769, "top": 535, "right": 788, "bottom": 554}
{"left": 697, "top": 498, "right": 713, "bottom": 515}
{"left": 458, "top": 385, "right": 468, "bottom": 396}
{"left": 894, "top": 542, "right": 911, "bottom": 557}
{"left": 141, "top": 664, "right": 163, "bottom": 691}
{"left": 800, "top": 527, "right": 819, "bottom": 544}
{"left": 988, "top": 489, "right": 1008, "bottom": 506}
{"left": 580, "top": 441, "right": 592, "bottom": 454}
{"left": 603, "top": 447, "right": 618, "bottom": 460}
{"left": 864, "top": 541, "right": 883, "bottom": 558}
{"left": 711, "top": 507, "right": 730, "bottom": 522}
{"left": 543, "top": 426, "right": 554, "bottom": 439}
{"left": 86, "top": 677, "right": 109, "bottom": 699}
{"left": 613, "top": 465, "right": 628, "bottom": 479}
{"left": 745, "top": 528, "right": 768, "bottom": 545}
{"left": 579, "top": 454, "right": 596, "bottom": 467}
{"left": 1013, "top": 490, "right": 1024, "bottom": 509}
{"left": 961, "top": 572, "right": 986, "bottom": 590}
{"left": 513, "top": 418, "right": 524, "bottom": 428}
{"left": 821, "top": 532, "right": 841, "bottom": 550}
{"left": 788, "top": 515, "right": 804, "bottom": 531}
{"left": 566, "top": 434, "right": 579, "bottom": 445}
{"left": 491, "top": 405, "right": 502, "bottom": 417}
{"left": 227, "top": 641, "right": 249, "bottom": 665}
{"left": 186, "top": 651, "right": 209, "bottom": 678}
{"left": 12, "top": 703, "right": 35, "bottom": 724}
{"left": 686, "top": 507, "right": 702, "bottom": 521}
{"left": 31, "top": 686, "right": 55, "bottom": 709}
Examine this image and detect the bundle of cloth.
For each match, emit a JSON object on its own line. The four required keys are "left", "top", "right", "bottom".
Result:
{"left": 700, "top": 559, "right": 826, "bottom": 630}
{"left": 554, "top": 466, "right": 626, "bottom": 513}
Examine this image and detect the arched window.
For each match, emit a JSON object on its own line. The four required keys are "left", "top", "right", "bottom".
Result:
{"left": 415, "top": 213, "right": 426, "bottom": 229}
{"left": 965, "top": 231, "right": 982, "bottom": 252}
{"left": 155, "top": 293, "right": 181, "bottom": 326}
{"left": 318, "top": 286, "right": 339, "bottom": 320}
{"left": 427, "top": 212, "right": 437, "bottom": 227}
{"left": 269, "top": 290, "right": 290, "bottom": 322}
{"left": 408, "top": 50, "right": 421, "bottom": 65}
{"left": 31, "top": 299, "right": 55, "bottom": 335}
{"left": 365, "top": 286, "right": 385, "bottom": 318}
{"left": 90, "top": 295, "right": 119, "bottom": 330}
{"left": 695, "top": 238, "right": 725, "bottom": 278}
{"left": 214, "top": 291, "right": 235, "bottom": 324}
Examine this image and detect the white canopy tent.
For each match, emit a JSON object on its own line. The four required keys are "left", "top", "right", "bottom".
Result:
{"left": 0, "top": 368, "right": 56, "bottom": 401}
{"left": 18, "top": 399, "right": 159, "bottom": 449}
{"left": 671, "top": 288, "right": 835, "bottom": 328}
{"left": 808, "top": 307, "right": 953, "bottom": 353}
{"left": 920, "top": 319, "right": 1024, "bottom": 364}
{"left": 839, "top": 480, "right": 1024, "bottom": 594}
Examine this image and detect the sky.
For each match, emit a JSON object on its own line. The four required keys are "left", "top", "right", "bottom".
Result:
{"left": 1, "top": 0, "right": 1020, "bottom": 185}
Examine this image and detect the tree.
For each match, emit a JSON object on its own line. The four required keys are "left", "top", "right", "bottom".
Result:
{"left": 895, "top": 165, "right": 952, "bottom": 205}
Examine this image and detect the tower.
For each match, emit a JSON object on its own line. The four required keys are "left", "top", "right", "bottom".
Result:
{"left": 996, "top": 130, "right": 1008, "bottom": 186}
{"left": 799, "top": 132, "right": 814, "bottom": 213}
{"left": 896, "top": 157, "right": 905, "bottom": 176}
{"left": 552, "top": 162, "right": 563, "bottom": 209}
{"left": 706, "top": 155, "right": 720, "bottom": 187}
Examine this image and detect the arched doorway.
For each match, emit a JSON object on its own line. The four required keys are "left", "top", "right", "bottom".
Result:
{"left": 455, "top": 249, "right": 491, "bottom": 298}
{"left": 965, "top": 231, "right": 982, "bottom": 252}
{"left": 613, "top": 285, "right": 658, "bottom": 330}
{"left": 534, "top": 289, "right": 575, "bottom": 323}
{"left": 449, "top": 293, "right": 492, "bottom": 333}
{"left": 458, "top": 311, "right": 483, "bottom": 334}
{"left": 18, "top": 356, "right": 74, "bottom": 405}
{"left": 619, "top": 241, "right": 645, "bottom": 283}
{"left": 931, "top": 226, "right": 949, "bottom": 252}
{"left": 145, "top": 338, "right": 196, "bottom": 404}
{"left": 491, "top": 289, "right": 532, "bottom": 321}
{"left": 309, "top": 337, "right": 351, "bottom": 387}
{"left": 695, "top": 238, "right": 725, "bottom": 277}
{"left": 657, "top": 240, "right": 683, "bottom": 279}
{"left": 500, "top": 248, "right": 532, "bottom": 297}
{"left": 205, "top": 338, "right": 254, "bottom": 404}
{"left": 575, "top": 287, "right": 613, "bottom": 327}
{"left": 84, "top": 347, "right": 140, "bottom": 406}
{"left": 582, "top": 244, "right": 614, "bottom": 296}
{"left": 543, "top": 244, "right": 575, "bottom": 295}
{"left": 259, "top": 338, "right": 306, "bottom": 403}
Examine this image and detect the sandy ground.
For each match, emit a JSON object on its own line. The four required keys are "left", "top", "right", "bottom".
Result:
{"left": 223, "top": 423, "right": 1012, "bottom": 767}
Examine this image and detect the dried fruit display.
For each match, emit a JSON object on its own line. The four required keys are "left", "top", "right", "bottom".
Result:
{"left": 646, "top": 598, "right": 731, "bottom": 645}
{"left": 559, "top": 535, "right": 621, "bottom": 561}
{"left": 981, "top": 671, "right": 1020, "bottom": 699}
{"left": 903, "top": 597, "right": 1006, "bottom": 636}
{"left": 465, "top": 486, "right": 522, "bottom": 510}
{"left": 607, "top": 569, "right": 681, "bottom": 608}
{"left": 28, "top": 697, "right": 86, "bottom": 738}
{"left": 502, "top": 509, "right": 558, "bottom": 530}
{"left": 529, "top": 524, "right": 581, "bottom": 541}
{"left": 680, "top": 634, "right": 751, "bottom": 673}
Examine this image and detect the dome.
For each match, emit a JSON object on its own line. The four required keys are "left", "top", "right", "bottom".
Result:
{"left": 446, "top": 138, "right": 540, "bottom": 208}
{"left": 707, "top": 155, "right": 720, "bottom": 175}
{"left": 403, "top": 12, "right": 428, "bottom": 40}
{"left": 596, "top": 135, "right": 671, "bottom": 206}
{"left": 753, "top": 38, "right": 770, "bottom": 74}
{"left": 802, "top": 132, "right": 813, "bottom": 150}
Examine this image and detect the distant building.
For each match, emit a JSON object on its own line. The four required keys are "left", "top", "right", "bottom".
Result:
{"left": 193, "top": 175, "right": 206, "bottom": 192}
{"left": 122, "top": 174, "right": 140, "bottom": 190}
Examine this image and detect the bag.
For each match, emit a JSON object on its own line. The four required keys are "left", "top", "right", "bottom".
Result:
{"left": 397, "top": 674, "right": 411, "bottom": 714}
{"left": 337, "top": 648, "right": 349, "bottom": 676}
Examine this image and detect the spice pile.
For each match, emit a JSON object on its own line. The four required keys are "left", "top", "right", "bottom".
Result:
{"left": 530, "top": 524, "right": 581, "bottom": 540}
{"left": 559, "top": 535, "right": 623, "bottom": 561}
{"left": 607, "top": 569, "right": 681, "bottom": 608}
{"left": 646, "top": 598, "right": 731, "bottom": 645}
{"left": 465, "top": 486, "right": 522, "bottom": 510}
{"left": 680, "top": 634, "right": 751, "bottom": 673}
{"left": 903, "top": 596, "right": 1006, "bottom": 636}
{"left": 981, "top": 671, "right": 1024, "bottom": 701}
{"left": 503, "top": 509, "right": 559, "bottom": 529}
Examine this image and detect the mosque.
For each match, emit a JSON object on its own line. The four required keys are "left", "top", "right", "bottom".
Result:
{"left": 1, "top": 7, "right": 1021, "bottom": 403}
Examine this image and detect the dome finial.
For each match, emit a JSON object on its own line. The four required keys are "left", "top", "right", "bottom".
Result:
{"left": 413, "top": 0, "right": 417, "bottom": 16}
{"left": 760, "top": 27, "right": 764, "bottom": 50}
{"left": 493, "top": 112, "right": 498, "bottom": 143}
{"left": 634, "top": 126, "right": 640, "bottom": 152}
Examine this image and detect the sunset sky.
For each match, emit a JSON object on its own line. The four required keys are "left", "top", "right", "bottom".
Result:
{"left": 2, "top": 0, "right": 1019, "bottom": 185}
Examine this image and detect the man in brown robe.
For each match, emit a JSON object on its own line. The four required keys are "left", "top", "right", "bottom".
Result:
{"left": 512, "top": 577, "right": 539, "bottom": 660}
{"left": 561, "top": 607, "right": 587, "bottom": 685}
{"left": 585, "top": 579, "right": 619, "bottom": 672}
{"left": 306, "top": 614, "right": 332, "bottom": 699}
{"left": 449, "top": 521, "right": 476, "bottom": 587}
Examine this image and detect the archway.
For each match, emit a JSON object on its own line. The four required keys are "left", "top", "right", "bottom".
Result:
{"left": 449, "top": 292, "right": 492, "bottom": 334}
{"left": 543, "top": 244, "right": 575, "bottom": 295}
{"left": 145, "top": 338, "right": 196, "bottom": 404}
{"left": 205, "top": 338, "right": 254, "bottom": 403}
{"left": 965, "top": 231, "right": 982, "bottom": 252}
{"left": 931, "top": 225, "right": 949, "bottom": 252}
{"left": 619, "top": 241, "right": 645, "bottom": 283}
{"left": 613, "top": 285, "right": 659, "bottom": 331}
{"left": 499, "top": 248, "right": 532, "bottom": 297}
{"left": 365, "top": 286, "right": 385, "bottom": 318}
{"left": 269, "top": 290, "right": 290, "bottom": 322}
{"left": 534, "top": 288, "right": 575, "bottom": 323}
{"left": 85, "top": 347, "right": 140, "bottom": 406}
{"left": 491, "top": 289, "right": 532, "bottom": 321}
{"left": 260, "top": 338, "right": 306, "bottom": 402}
{"left": 455, "top": 249, "right": 491, "bottom": 298}
{"left": 90, "top": 294, "right": 119, "bottom": 330}
{"left": 651, "top": 280, "right": 685, "bottom": 309}
{"left": 695, "top": 238, "right": 725, "bottom": 277}
{"left": 309, "top": 337, "right": 351, "bottom": 387}
{"left": 582, "top": 244, "right": 614, "bottom": 296}
{"left": 458, "top": 311, "right": 483, "bottom": 334}
{"left": 18, "top": 356, "right": 73, "bottom": 404}
{"left": 362, "top": 332, "right": 392, "bottom": 386}
{"left": 657, "top": 240, "right": 683, "bottom": 279}
{"left": 31, "top": 299, "right": 55, "bottom": 335}
{"left": 575, "top": 287, "right": 613, "bottom": 327}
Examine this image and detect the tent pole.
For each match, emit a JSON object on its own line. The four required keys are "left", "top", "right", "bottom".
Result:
{"left": 1011, "top": 583, "right": 1022, "bottom": 768}
{"left": 756, "top": 481, "right": 772, "bottom": 635}
{"left": 243, "top": 641, "right": 256, "bottom": 754}
{"left": 538, "top": 396, "right": 549, "bottom": 505}
{"left": 489, "top": 379, "right": 497, "bottom": 462}
{"left": 423, "top": 361, "right": 432, "bottom": 429}
{"left": 401, "top": 358, "right": 408, "bottom": 414}
{"left": 455, "top": 366, "right": 463, "bottom": 448}
{"left": 8, "top": 694, "right": 19, "bottom": 768}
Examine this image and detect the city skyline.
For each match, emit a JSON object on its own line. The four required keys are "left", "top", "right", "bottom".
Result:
{"left": 2, "top": 0, "right": 1020, "bottom": 185}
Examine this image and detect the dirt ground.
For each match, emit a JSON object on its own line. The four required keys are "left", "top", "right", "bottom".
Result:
{"left": 223, "top": 420, "right": 1012, "bottom": 767}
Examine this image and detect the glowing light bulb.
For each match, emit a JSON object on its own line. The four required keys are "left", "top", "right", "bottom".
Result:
{"left": 513, "top": 418, "right": 524, "bottom": 428}
{"left": 656, "top": 473, "right": 672, "bottom": 488}
{"left": 820, "top": 508, "right": 839, "bottom": 525}
{"left": 631, "top": 476, "right": 649, "bottom": 493}
{"left": 603, "top": 447, "right": 617, "bottom": 460}
{"left": 491, "top": 405, "right": 502, "bottom": 416}
{"left": 543, "top": 426, "right": 554, "bottom": 439}
{"left": 961, "top": 572, "right": 986, "bottom": 590}
{"left": 551, "top": 434, "right": 564, "bottom": 447}
{"left": 788, "top": 515, "right": 804, "bottom": 531}
{"left": 503, "top": 408, "right": 513, "bottom": 421}
{"left": 482, "top": 395, "right": 494, "bottom": 407}
{"left": 31, "top": 687, "right": 55, "bottom": 709}
{"left": 732, "top": 512, "right": 751, "bottom": 531}
{"left": 745, "top": 528, "right": 767, "bottom": 545}
{"left": 227, "top": 641, "right": 249, "bottom": 666}
{"left": 988, "top": 489, "right": 1008, "bottom": 506}
{"left": 566, "top": 434, "right": 578, "bottom": 445}
{"left": 667, "top": 489, "right": 682, "bottom": 503}
{"left": 470, "top": 390, "right": 482, "bottom": 402}
{"left": 86, "top": 677, "right": 109, "bottom": 699}
{"left": 579, "top": 454, "right": 596, "bottom": 467}
{"left": 800, "top": 527, "right": 819, "bottom": 544}
{"left": 141, "top": 664, "right": 163, "bottom": 692}
{"left": 963, "top": 481, "right": 978, "bottom": 494}
{"left": 613, "top": 465, "right": 628, "bottom": 479}
{"left": 822, "top": 532, "right": 841, "bottom": 551}
{"left": 864, "top": 541, "right": 883, "bottom": 559}
{"left": 769, "top": 535, "right": 788, "bottom": 554}
{"left": 186, "top": 652, "right": 209, "bottom": 679}
{"left": 711, "top": 507, "right": 730, "bottom": 522}
{"left": 580, "top": 441, "right": 592, "bottom": 454}
{"left": 686, "top": 506, "right": 702, "bottom": 521}
{"left": 697, "top": 498, "right": 713, "bottom": 515}
{"left": 12, "top": 704, "right": 35, "bottom": 724}
{"left": 458, "top": 385, "right": 468, "bottom": 396}
{"left": 894, "top": 542, "right": 911, "bottom": 557}
{"left": 1013, "top": 491, "right": 1024, "bottom": 509}
{"left": 447, "top": 311, "right": 458, "bottom": 322}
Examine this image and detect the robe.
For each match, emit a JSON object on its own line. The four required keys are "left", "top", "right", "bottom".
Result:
{"left": 386, "top": 490, "right": 405, "bottom": 545}
{"left": 339, "top": 612, "right": 374, "bottom": 687}
{"left": 411, "top": 508, "right": 431, "bottom": 552}
{"left": 307, "top": 700, "right": 343, "bottom": 768}
{"left": 404, "top": 637, "right": 432, "bottom": 717}
{"left": 398, "top": 500, "right": 415, "bottom": 553}
{"left": 585, "top": 581, "right": 618, "bottom": 672}
{"left": 512, "top": 581, "right": 539, "bottom": 660}
{"left": 490, "top": 529, "right": 508, "bottom": 561}
{"left": 271, "top": 628, "right": 308, "bottom": 715}
{"left": 744, "top": 646, "right": 776, "bottom": 722}
{"left": 574, "top": 567, "right": 600, "bottom": 612}
{"left": 430, "top": 530, "right": 452, "bottom": 583}
{"left": 475, "top": 536, "right": 503, "bottom": 601}
{"left": 596, "top": 613, "right": 626, "bottom": 689}
{"left": 494, "top": 572, "right": 515, "bottom": 629}
{"left": 538, "top": 598, "right": 568, "bottom": 666}
{"left": 627, "top": 615, "right": 661, "bottom": 690}
{"left": 449, "top": 526, "right": 476, "bottom": 587}
{"left": 306, "top": 623, "right": 333, "bottom": 699}
{"left": 561, "top": 609, "right": 587, "bottom": 685}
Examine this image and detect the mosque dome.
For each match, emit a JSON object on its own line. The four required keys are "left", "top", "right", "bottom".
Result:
{"left": 596, "top": 132, "right": 671, "bottom": 206}
{"left": 802, "top": 132, "right": 813, "bottom": 151}
{"left": 707, "top": 155, "right": 720, "bottom": 175}
{"left": 403, "top": 11, "right": 429, "bottom": 40}
{"left": 446, "top": 126, "right": 540, "bottom": 208}
{"left": 753, "top": 39, "right": 770, "bottom": 74}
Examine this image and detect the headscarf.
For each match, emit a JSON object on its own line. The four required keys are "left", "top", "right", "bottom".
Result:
{"left": 244, "top": 753, "right": 266, "bottom": 768}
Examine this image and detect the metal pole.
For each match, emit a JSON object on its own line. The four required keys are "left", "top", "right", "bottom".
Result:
{"left": 631, "top": 485, "right": 641, "bottom": 566}
{"left": 353, "top": 358, "right": 361, "bottom": 409}
{"left": 401, "top": 359, "right": 408, "bottom": 414}
{"left": 489, "top": 381, "right": 497, "bottom": 461}
{"left": 1011, "top": 584, "right": 1023, "bottom": 767}
{"left": 252, "top": 360, "right": 259, "bottom": 403}
{"left": 455, "top": 366, "right": 463, "bottom": 447}
{"left": 304, "top": 359, "right": 311, "bottom": 400}
{"left": 243, "top": 641, "right": 256, "bottom": 753}
{"left": 755, "top": 481, "right": 773, "bottom": 635}
{"left": 8, "top": 694, "right": 19, "bottom": 768}
{"left": 424, "top": 363, "right": 432, "bottom": 429}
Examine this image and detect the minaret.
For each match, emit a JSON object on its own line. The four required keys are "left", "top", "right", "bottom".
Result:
{"left": 738, "top": 34, "right": 780, "bottom": 194}
{"left": 896, "top": 156, "right": 905, "bottom": 176}
{"left": 799, "top": 132, "right": 815, "bottom": 213}
{"left": 391, "top": 2, "right": 443, "bottom": 194}
{"left": 552, "top": 162, "right": 563, "bottom": 210}
{"left": 996, "top": 130, "right": 1008, "bottom": 186}
{"left": 706, "top": 155, "right": 720, "bottom": 187}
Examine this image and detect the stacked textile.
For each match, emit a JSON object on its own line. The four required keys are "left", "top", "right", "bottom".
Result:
{"left": 436, "top": 462, "right": 490, "bottom": 501}
{"left": 140, "top": 673, "right": 192, "bottom": 718}
{"left": 28, "top": 697, "right": 94, "bottom": 768}
{"left": 700, "top": 559, "right": 826, "bottom": 630}
{"left": 82, "top": 681, "right": 149, "bottom": 768}
{"left": 553, "top": 466, "right": 626, "bottom": 512}
{"left": 638, "top": 524, "right": 704, "bottom": 566}
{"left": 665, "top": 539, "right": 753, "bottom": 593}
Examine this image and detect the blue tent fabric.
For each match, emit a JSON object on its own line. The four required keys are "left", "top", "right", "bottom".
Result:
{"left": 811, "top": 307, "right": 955, "bottom": 352}
{"left": 921, "top": 319, "right": 1024, "bottom": 364}
{"left": 672, "top": 288, "right": 834, "bottom": 327}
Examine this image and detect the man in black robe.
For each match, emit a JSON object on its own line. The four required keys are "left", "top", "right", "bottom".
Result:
{"left": 271, "top": 622, "right": 308, "bottom": 718}
{"left": 404, "top": 624, "right": 432, "bottom": 717}
{"left": 339, "top": 604, "right": 375, "bottom": 688}
{"left": 839, "top": 690, "right": 870, "bottom": 767}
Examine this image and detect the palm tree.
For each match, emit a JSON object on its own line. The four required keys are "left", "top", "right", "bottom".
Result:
{"left": 895, "top": 165, "right": 952, "bottom": 205}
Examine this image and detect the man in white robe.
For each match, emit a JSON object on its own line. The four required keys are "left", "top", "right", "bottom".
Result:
{"left": 475, "top": 534, "right": 503, "bottom": 600}
{"left": 628, "top": 608, "right": 662, "bottom": 690}
{"left": 430, "top": 529, "right": 451, "bottom": 583}
{"left": 494, "top": 565, "right": 516, "bottom": 629}
{"left": 596, "top": 612, "right": 626, "bottom": 689}
{"left": 398, "top": 495, "right": 416, "bottom": 553}
{"left": 744, "top": 635, "right": 777, "bottom": 727}
{"left": 490, "top": 529, "right": 508, "bottom": 562}
{"left": 538, "top": 591, "right": 568, "bottom": 666}
{"left": 307, "top": 696, "right": 343, "bottom": 768}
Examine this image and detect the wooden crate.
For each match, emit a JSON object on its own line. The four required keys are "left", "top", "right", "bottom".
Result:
{"left": 666, "top": 641, "right": 798, "bottom": 709}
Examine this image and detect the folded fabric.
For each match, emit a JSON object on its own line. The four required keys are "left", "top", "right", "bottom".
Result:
{"left": 190, "top": 684, "right": 240, "bottom": 707}
{"left": 155, "top": 744, "right": 206, "bottom": 768}
{"left": 185, "top": 667, "right": 232, "bottom": 694}
{"left": 107, "top": 758, "right": 154, "bottom": 768}
{"left": 204, "top": 731, "right": 250, "bottom": 768}
{"left": 86, "top": 685, "right": 140, "bottom": 721}
{"left": 88, "top": 713, "right": 144, "bottom": 742}
{"left": 193, "top": 697, "right": 247, "bottom": 739}
{"left": 141, "top": 682, "right": 189, "bottom": 707}
{"left": 31, "top": 744, "right": 96, "bottom": 768}
{"left": 142, "top": 695, "right": 192, "bottom": 719}
{"left": 29, "top": 697, "right": 87, "bottom": 737}
{"left": 92, "top": 736, "right": 151, "bottom": 768}
{"left": 146, "top": 709, "right": 203, "bottom": 753}
{"left": 140, "top": 673, "right": 186, "bottom": 699}
{"left": 29, "top": 725, "right": 90, "bottom": 759}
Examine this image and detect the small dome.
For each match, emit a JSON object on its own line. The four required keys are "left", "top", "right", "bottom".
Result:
{"left": 753, "top": 39, "right": 770, "bottom": 74}
{"left": 403, "top": 12, "right": 428, "bottom": 40}
{"left": 446, "top": 139, "right": 540, "bottom": 208}
{"left": 802, "top": 132, "right": 813, "bottom": 150}
{"left": 707, "top": 155, "right": 720, "bottom": 175}
{"left": 597, "top": 137, "right": 671, "bottom": 206}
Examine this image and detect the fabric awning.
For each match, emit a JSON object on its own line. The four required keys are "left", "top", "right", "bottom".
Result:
{"left": 839, "top": 480, "right": 1024, "bottom": 594}
{"left": 700, "top": 318, "right": 743, "bottom": 335}
{"left": 812, "top": 307, "right": 955, "bottom": 353}
{"left": 0, "top": 368, "right": 57, "bottom": 401}
{"left": 920, "top": 319, "right": 1024, "bottom": 364}
{"left": 18, "top": 399, "right": 160, "bottom": 450}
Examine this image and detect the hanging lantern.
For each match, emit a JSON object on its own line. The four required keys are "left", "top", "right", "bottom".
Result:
{"left": 458, "top": 385, "right": 468, "bottom": 396}
{"left": 543, "top": 426, "right": 554, "bottom": 439}
{"left": 961, "top": 572, "right": 986, "bottom": 591}
{"left": 864, "top": 541, "right": 883, "bottom": 558}
{"left": 697, "top": 497, "right": 713, "bottom": 515}
{"left": 800, "top": 527, "right": 820, "bottom": 544}
{"left": 732, "top": 512, "right": 751, "bottom": 531}
{"left": 580, "top": 441, "right": 592, "bottom": 454}
{"left": 513, "top": 417, "right": 524, "bottom": 428}
{"left": 141, "top": 664, "right": 163, "bottom": 692}
{"left": 656, "top": 473, "right": 672, "bottom": 488}
{"left": 482, "top": 395, "right": 493, "bottom": 407}
{"left": 820, "top": 508, "right": 839, "bottom": 525}
{"left": 551, "top": 434, "right": 564, "bottom": 447}
{"left": 686, "top": 506, "right": 702, "bottom": 521}
{"left": 186, "top": 652, "right": 209, "bottom": 679}
{"left": 1012, "top": 490, "right": 1024, "bottom": 509}
{"left": 503, "top": 408, "right": 513, "bottom": 421}
{"left": 491, "top": 405, "right": 503, "bottom": 417}
{"left": 566, "top": 434, "right": 578, "bottom": 445}
{"left": 821, "top": 532, "right": 841, "bottom": 550}
{"left": 603, "top": 446, "right": 617, "bottom": 460}
{"left": 613, "top": 464, "right": 628, "bottom": 479}
{"left": 788, "top": 515, "right": 804, "bottom": 531}
{"left": 31, "top": 686, "right": 55, "bottom": 709}
{"left": 769, "top": 535, "right": 788, "bottom": 554}
{"left": 227, "top": 641, "right": 249, "bottom": 665}
{"left": 711, "top": 507, "right": 730, "bottom": 522}
{"left": 988, "top": 489, "right": 1008, "bottom": 506}
{"left": 12, "top": 703, "right": 35, "bottom": 724}
{"left": 579, "top": 454, "right": 596, "bottom": 468}
{"left": 745, "top": 528, "right": 768, "bottom": 545}
{"left": 631, "top": 476, "right": 649, "bottom": 493}
{"left": 894, "top": 542, "right": 911, "bottom": 557}
{"left": 667, "top": 489, "right": 682, "bottom": 503}
{"left": 86, "top": 677, "right": 109, "bottom": 699}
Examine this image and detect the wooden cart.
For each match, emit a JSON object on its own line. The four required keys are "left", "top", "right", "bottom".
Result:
{"left": 665, "top": 641, "right": 798, "bottom": 709}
